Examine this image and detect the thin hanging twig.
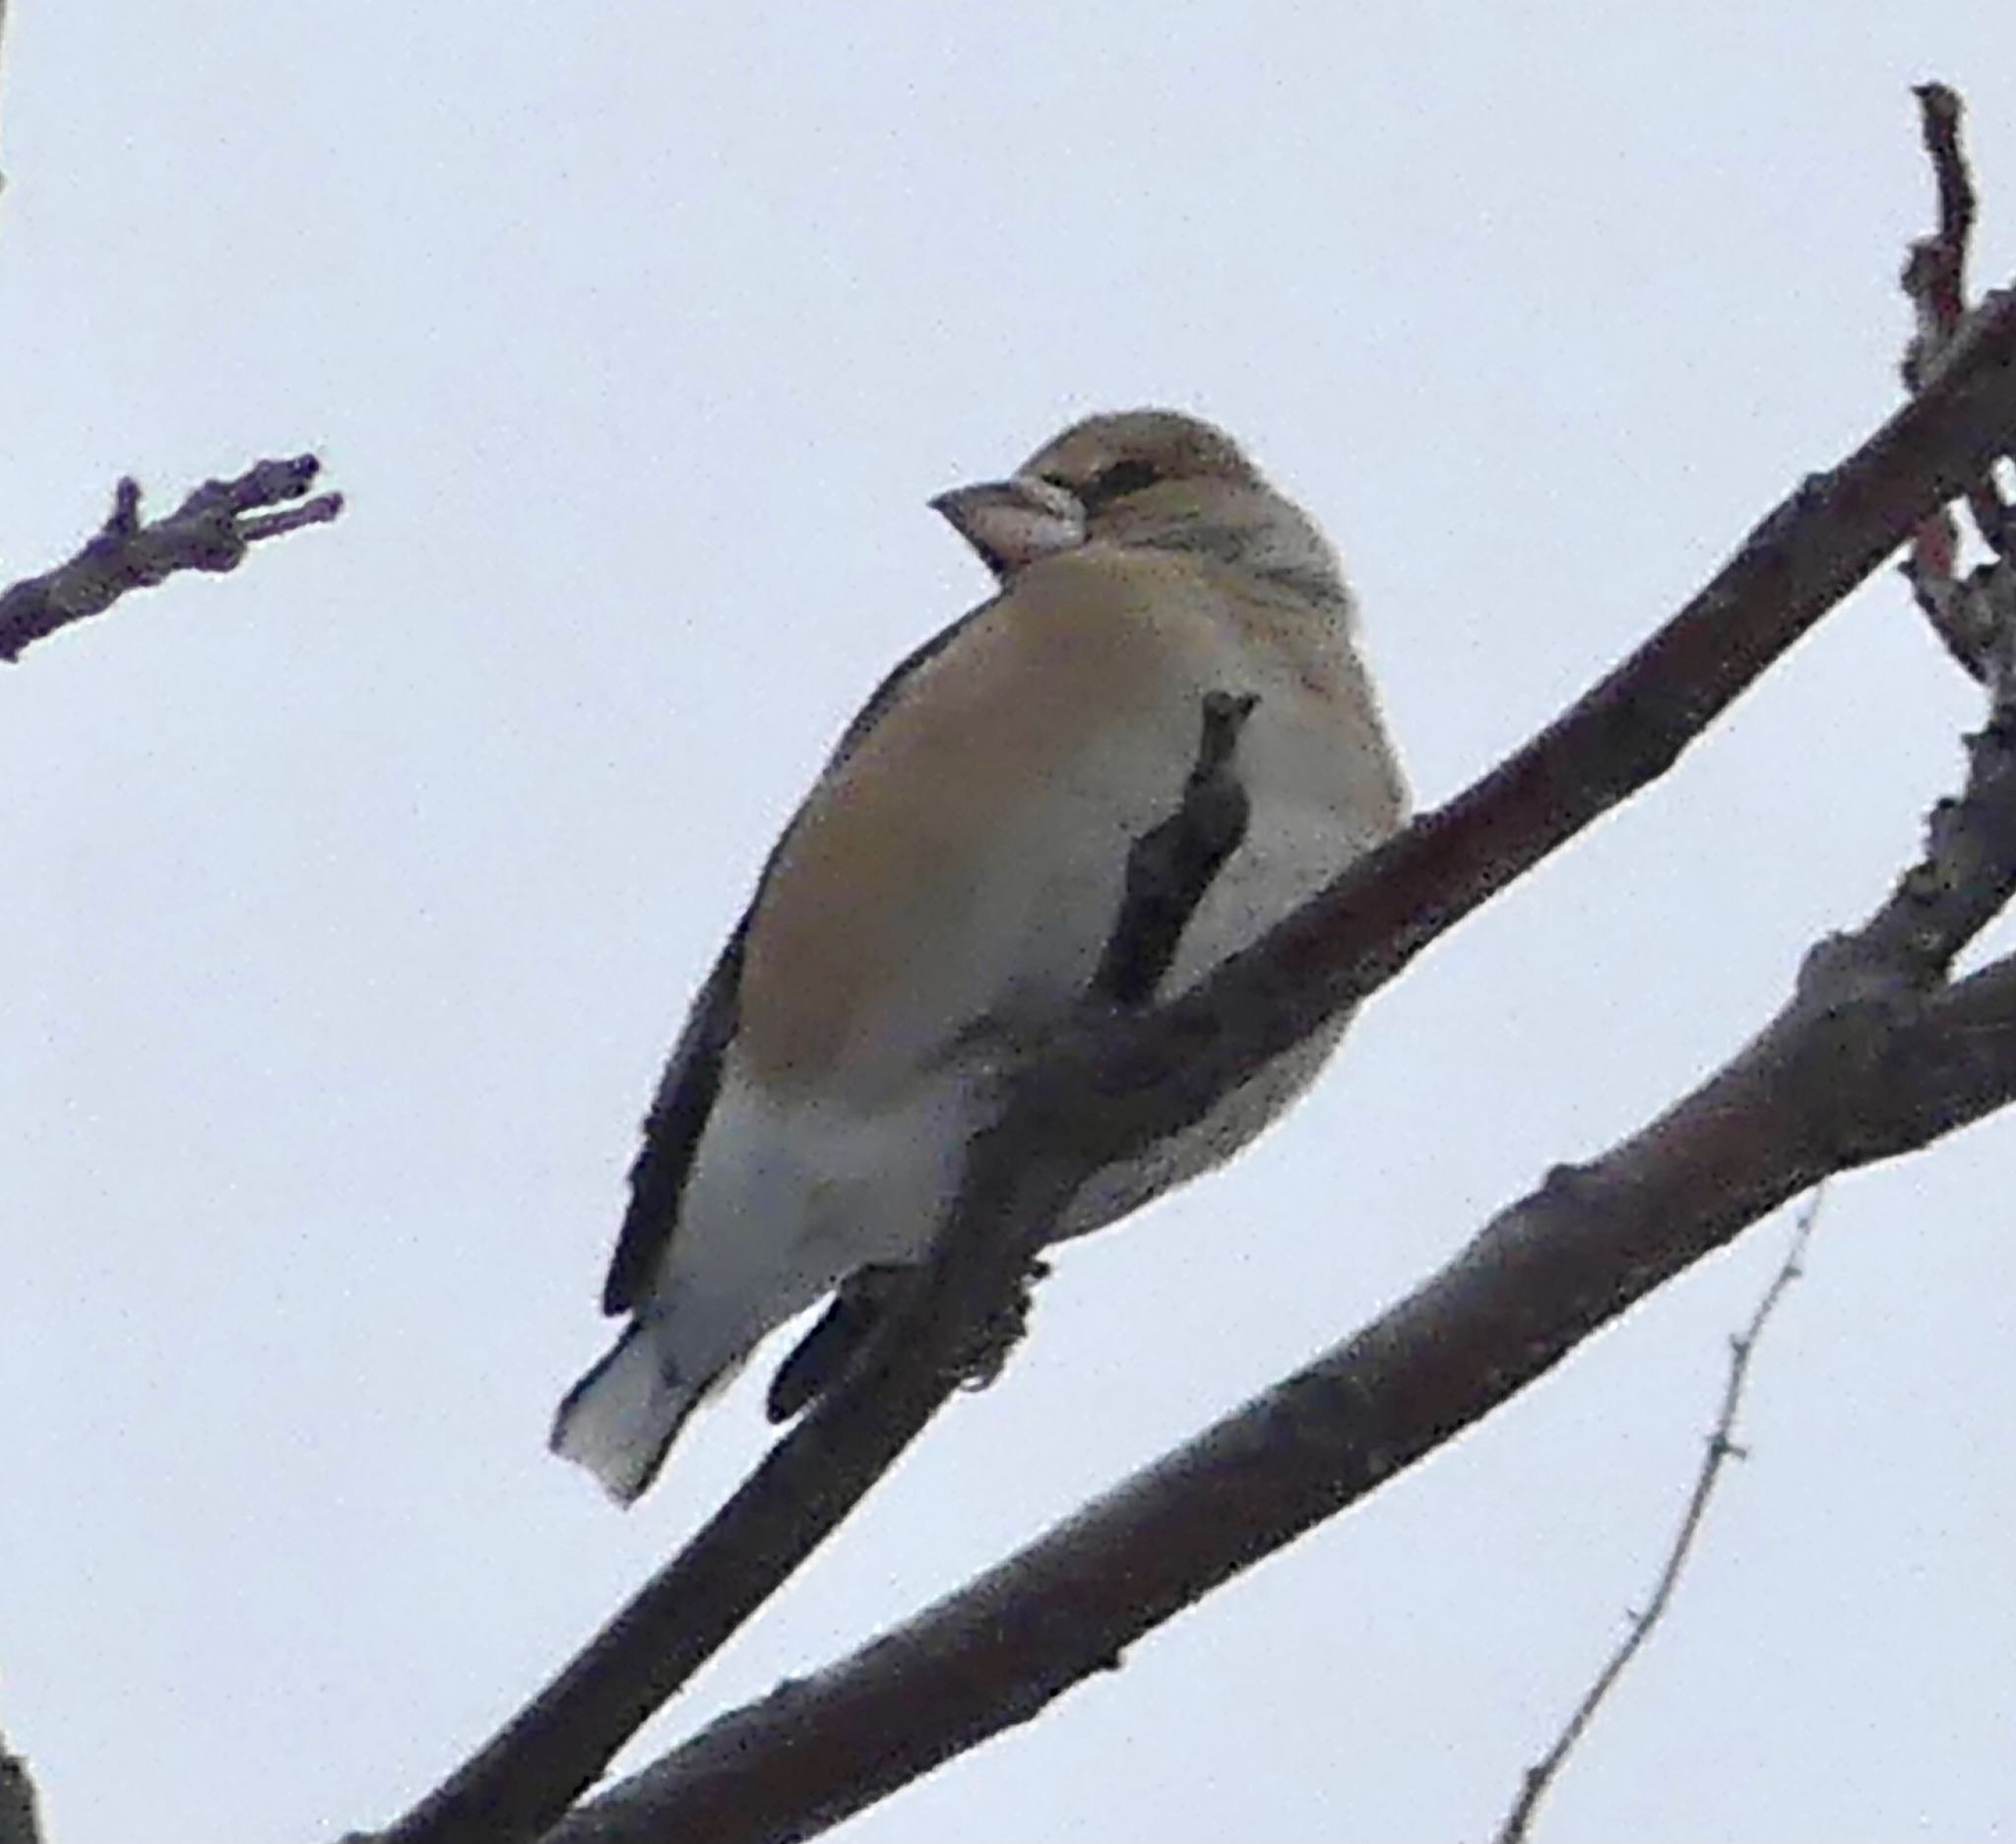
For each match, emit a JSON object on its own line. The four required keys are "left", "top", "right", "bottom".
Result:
{"left": 1491, "top": 1190, "right": 1823, "bottom": 1844}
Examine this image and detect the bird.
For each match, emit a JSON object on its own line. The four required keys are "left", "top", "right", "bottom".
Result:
{"left": 550, "top": 409, "right": 1410, "bottom": 1503}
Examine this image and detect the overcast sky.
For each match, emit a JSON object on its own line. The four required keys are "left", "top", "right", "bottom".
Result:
{"left": 3, "top": 7, "right": 2014, "bottom": 1842}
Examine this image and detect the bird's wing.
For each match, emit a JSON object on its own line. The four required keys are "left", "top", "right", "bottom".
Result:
{"left": 605, "top": 548, "right": 1272, "bottom": 1317}
{"left": 598, "top": 603, "right": 987, "bottom": 1316}
{"left": 602, "top": 916, "right": 748, "bottom": 1313}
{"left": 727, "top": 546, "right": 1239, "bottom": 1102}
{"left": 764, "top": 683, "right": 1267, "bottom": 1419}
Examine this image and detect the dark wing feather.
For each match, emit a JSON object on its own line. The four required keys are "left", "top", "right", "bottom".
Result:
{"left": 601, "top": 915, "right": 749, "bottom": 1313}
{"left": 598, "top": 603, "right": 988, "bottom": 1318}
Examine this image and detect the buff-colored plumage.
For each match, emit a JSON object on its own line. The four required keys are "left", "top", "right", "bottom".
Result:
{"left": 551, "top": 410, "right": 1408, "bottom": 1503}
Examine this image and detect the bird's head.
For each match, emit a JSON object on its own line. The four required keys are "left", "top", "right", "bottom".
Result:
{"left": 931, "top": 409, "right": 1349, "bottom": 612}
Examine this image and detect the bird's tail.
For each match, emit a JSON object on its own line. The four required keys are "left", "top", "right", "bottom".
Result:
{"left": 549, "top": 1321, "right": 707, "bottom": 1505}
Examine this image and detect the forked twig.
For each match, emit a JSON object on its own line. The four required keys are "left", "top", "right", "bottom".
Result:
{"left": 0, "top": 457, "right": 343, "bottom": 663}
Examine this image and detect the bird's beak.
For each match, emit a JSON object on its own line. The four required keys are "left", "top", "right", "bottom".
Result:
{"left": 929, "top": 475, "right": 1086, "bottom": 579}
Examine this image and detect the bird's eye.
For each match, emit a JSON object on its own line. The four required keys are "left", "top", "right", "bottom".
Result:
{"left": 1081, "top": 457, "right": 1162, "bottom": 508}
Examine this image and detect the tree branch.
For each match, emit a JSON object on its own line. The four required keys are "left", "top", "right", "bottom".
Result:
{"left": 512, "top": 94, "right": 2016, "bottom": 1833}
{"left": 1491, "top": 1192, "right": 1820, "bottom": 1844}
{"left": 545, "top": 721, "right": 2016, "bottom": 1843}
{"left": 363, "top": 266, "right": 2016, "bottom": 1844}
{"left": 0, "top": 457, "right": 344, "bottom": 663}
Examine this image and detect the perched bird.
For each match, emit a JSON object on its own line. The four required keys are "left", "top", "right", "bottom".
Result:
{"left": 551, "top": 410, "right": 1409, "bottom": 1503}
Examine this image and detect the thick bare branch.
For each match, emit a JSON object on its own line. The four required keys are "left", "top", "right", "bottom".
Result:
{"left": 0, "top": 457, "right": 344, "bottom": 663}
{"left": 1491, "top": 1193, "right": 1820, "bottom": 1844}
{"left": 548, "top": 797, "right": 2016, "bottom": 1844}
{"left": 364, "top": 272, "right": 2016, "bottom": 1844}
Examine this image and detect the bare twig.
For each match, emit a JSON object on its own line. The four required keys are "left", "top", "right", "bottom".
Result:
{"left": 1899, "top": 498, "right": 2002, "bottom": 681}
{"left": 0, "top": 457, "right": 344, "bottom": 663}
{"left": 1491, "top": 1192, "right": 1821, "bottom": 1844}
{"left": 368, "top": 272, "right": 2016, "bottom": 1844}
{"left": 0, "top": 1728, "right": 41, "bottom": 1844}
{"left": 1901, "top": 82, "right": 2010, "bottom": 662}
{"left": 1901, "top": 83, "right": 1974, "bottom": 381}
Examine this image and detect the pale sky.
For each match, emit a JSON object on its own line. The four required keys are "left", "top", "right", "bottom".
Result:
{"left": 3, "top": 7, "right": 2013, "bottom": 1842}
